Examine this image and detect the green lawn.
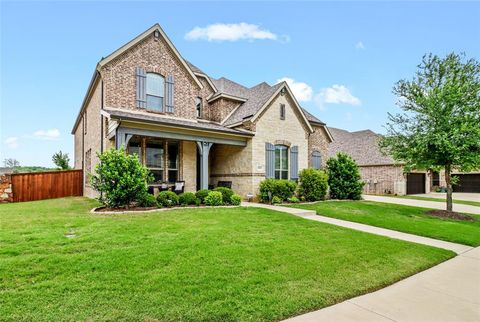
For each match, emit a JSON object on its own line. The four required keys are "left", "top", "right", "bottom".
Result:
{"left": 292, "top": 201, "right": 480, "bottom": 246}
{"left": 0, "top": 198, "right": 453, "bottom": 321}
{"left": 389, "top": 195, "right": 480, "bottom": 207}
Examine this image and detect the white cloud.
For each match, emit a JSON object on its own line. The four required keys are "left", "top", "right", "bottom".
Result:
{"left": 5, "top": 137, "right": 19, "bottom": 149}
{"left": 185, "top": 23, "right": 279, "bottom": 42}
{"left": 355, "top": 41, "right": 365, "bottom": 50}
{"left": 32, "top": 128, "right": 60, "bottom": 140}
{"left": 277, "top": 77, "right": 313, "bottom": 102}
{"left": 315, "top": 85, "right": 361, "bottom": 107}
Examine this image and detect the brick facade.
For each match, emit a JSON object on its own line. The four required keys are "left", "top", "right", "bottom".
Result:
{"left": 308, "top": 125, "right": 330, "bottom": 168}
{"left": 360, "top": 165, "right": 405, "bottom": 195}
{"left": 73, "top": 26, "right": 332, "bottom": 200}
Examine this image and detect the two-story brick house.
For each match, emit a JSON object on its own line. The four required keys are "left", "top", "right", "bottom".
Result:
{"left": 72, "top": 24, "right": 332, "bottom": 198}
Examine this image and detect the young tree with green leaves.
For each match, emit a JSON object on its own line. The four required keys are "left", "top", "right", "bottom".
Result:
{"left": 52, "top": 151, "right": 70, "bottom": 170}
{"left": 380, "top": 53, "right": 480, "bottom": 212}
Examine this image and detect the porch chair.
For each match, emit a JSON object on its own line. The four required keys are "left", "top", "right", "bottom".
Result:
{"left": 173, "top": 181, "right": 185, "bottom": 194}
{"left": 217, "top": 181, "right": 232, "bottom": 189}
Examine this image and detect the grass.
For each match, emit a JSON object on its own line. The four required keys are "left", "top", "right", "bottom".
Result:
{"left": 389, "top": 195, "right": 480, "bottom": 207}
{"left": 0, "top": 198, "right": 453, "bottom": 321}
{"left": 292, "top": 201, "right": 480, "bottom": 246}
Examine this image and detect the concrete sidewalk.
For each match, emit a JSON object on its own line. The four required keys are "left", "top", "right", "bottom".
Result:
{"left": 285, "top": 247, "right": 480, "bottom": 322}
{"left": 363, "top": 194, "right": 480, "bottom": 215}
{"left": 242, "top": 202, "right": 472, "bottom": 254}
{"left": 241, "top": 202, "right": 479, "bottom": 321}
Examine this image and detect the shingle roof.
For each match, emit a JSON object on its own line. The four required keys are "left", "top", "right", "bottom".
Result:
{"left": 222, "top": 82, "right": 284, "bottom": 125}
{"left": 328, "top": 127, "right": 396, "bottom": 166}
{"left": 185, "top": 60, "right": 205, "bottom": 74}
{"left": 104, "top": 107, "right": 252, "bottom": 136}
{"left": 302, "top": 108, "right": 325, "bottom": 125}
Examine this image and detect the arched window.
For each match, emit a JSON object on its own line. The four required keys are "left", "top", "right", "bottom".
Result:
{"left": 146, "top": 73, "right": 165, "bottom": 111}
{"left": 275, "top": 145, "right": 289, "bottom": 179}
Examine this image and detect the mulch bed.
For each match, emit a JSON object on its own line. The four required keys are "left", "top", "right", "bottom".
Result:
{"left": 94, "top": 206, "right": 158, "bottom": 212}
{"left": 426, "top": 210, "right": 476, "bottom": 222}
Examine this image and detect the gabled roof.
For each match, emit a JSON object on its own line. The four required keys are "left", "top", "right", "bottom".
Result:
{"left": 328, "top": 127, "right": 396, "bottom": 166}
{"left": 98, "top": 24, "right": 203, "bottom": 89}
{"left": 221, "top": 82, "right": 283, "bottom": 126}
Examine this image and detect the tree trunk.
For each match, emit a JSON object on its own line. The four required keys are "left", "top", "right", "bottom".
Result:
{"left": 445, "top": 164, "right": 453, "bottom": 212}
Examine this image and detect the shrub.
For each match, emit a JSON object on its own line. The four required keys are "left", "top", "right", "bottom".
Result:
{"left": 195, "top": 189, "right": 210, "bottom": 204}
{"left": 179, "top": 192, "right": 197, "bottom": 206}
{"left": 137, "top": 193, "right": 158, "bottom": 208}
{"left": 298, "top": 168, "right": 329, "bottom": 201}
{"left": 230, "top": 194, "right": 242, "bottom": 206}
{"left": 271, "top": 196, "right": 283, "bottom": 204}
{"left": 213, "top": 187, "right": 234, "bottom": 204}
{"left": 326, "top": 152, "right": 364, "bottom": 200}
{"left": 195, "top": 198, "right": 202, "bottom": 206}
{"left": 90, "top": 147, "right": 153, "bottom": 208}
{"left": 259, "top": 179, "right": 297, "bottom": 203}
{"left": 157, "top": 191, "right": 179, "bottom": 207}
{"left": 204, "top": 191, "right": 223, "bottom": 206}
{"left": 287, "top": 196, "right": 300, "bottom": 203}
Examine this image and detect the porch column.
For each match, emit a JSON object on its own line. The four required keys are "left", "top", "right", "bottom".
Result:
{"left": 196, "top": 141, "right": 213, "bottom": 190}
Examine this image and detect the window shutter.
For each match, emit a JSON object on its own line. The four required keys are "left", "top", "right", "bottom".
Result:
{"left": 265, "top": 143, "right": 275, "bottom": 178}
{"left": 136, "top": 67, "right": 147, "bottom": 108}
{"left": 312, "top": 151, "right": 322, "bottom": 169}
{"left": 166, "top": 75, "right": 175, "bottom": 113}
{"left": 290, "top": 146, "right": 299, "bottom": 180}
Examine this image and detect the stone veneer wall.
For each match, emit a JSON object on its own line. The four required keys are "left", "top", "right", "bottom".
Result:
{"left": 181, "top": 141, "right": 197, "bottom": 192}
{"left": 0, "top": 174, "right": 13, "bottom": 202}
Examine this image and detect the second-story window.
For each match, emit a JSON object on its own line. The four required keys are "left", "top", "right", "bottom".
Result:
{"left": 146, "top": 73, "right": 165, "bottom": 112}
{"left": 196, "top": 97, "right": 203, "bottom": 118}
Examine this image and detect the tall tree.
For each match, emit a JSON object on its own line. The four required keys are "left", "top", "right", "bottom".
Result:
{"left": 3, "top": 158, "right": 20, "bottom": 168}
{"left": 380, "top": 53, "right": 480, "bottom": 212}
{"left": 52, "top": 151, "right": 70, "bottom": 170}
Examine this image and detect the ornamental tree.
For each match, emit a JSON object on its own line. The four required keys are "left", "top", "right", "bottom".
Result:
{"left": 380, "top": 53, "right": 480, "bottom": 212}
{"left": 90, "top": 147, "right": 153, "bottom": 208}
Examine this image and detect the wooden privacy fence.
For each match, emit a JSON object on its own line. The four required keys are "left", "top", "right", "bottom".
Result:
{"left": 11, "top": 170, "right": 83, "bottom": 202}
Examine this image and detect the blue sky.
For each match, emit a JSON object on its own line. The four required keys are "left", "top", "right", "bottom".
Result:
{"left": 1, "top": 1, "right": 479, "bottom": 167}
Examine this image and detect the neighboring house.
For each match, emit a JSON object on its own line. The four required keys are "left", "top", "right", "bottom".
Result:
{"left": 328, "top": 128, "right": 480, "bottom": 195}
{"left": 72, "top": 24, "right": 333, "bottom": 198}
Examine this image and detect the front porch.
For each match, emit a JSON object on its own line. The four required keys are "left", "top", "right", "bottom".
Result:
{"left": 107, "top": 110, "right": 252, "bottom": 193}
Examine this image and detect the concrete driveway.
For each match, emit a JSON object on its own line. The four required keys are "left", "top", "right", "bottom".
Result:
{"left": 362, "top": 195, "right": 480, "bottom": 215}
{"left": 411, "top": 192, "right": 480, "bottom": 202}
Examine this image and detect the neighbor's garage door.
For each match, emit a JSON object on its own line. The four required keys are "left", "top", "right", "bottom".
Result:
{"left": 453, "top": 174, "right": 480, "bottom": 192}
{"left": 407, "top": 173, "right": 425, "bottom": 195}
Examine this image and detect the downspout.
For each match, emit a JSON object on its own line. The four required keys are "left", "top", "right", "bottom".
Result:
{"left": 100, "top": 78, "right": 104, "bottom": 200}
{"left": 100, "top": 79, "right": 104, "bottom": 154}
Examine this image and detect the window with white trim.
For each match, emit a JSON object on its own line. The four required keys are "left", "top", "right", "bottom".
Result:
{"left": 274, "top": 145, "right": 288, "bottom": 179}
{"left": 146, "top": 73, "right": 165, "bottom": 111}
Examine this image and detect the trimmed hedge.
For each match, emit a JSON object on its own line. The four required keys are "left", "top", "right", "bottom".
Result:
{"left": 230, "top": 194, "right": 242, "bottom": 206}
{"left": 157, "top": 191, "right": 179, "bottom": 207}
{"left": 259, "top": 179, "right": 297, "bottom": 202}
{"left": 204, "top": 191, "right": 223, "bottom": 206}
{"left": 213, "top": 187, "right": 234, "bottom": 204}
{"left": 298, "top": 168, "right": 329, "bottom": 201}
{"left": 195, "top": 189, "right": 210, "bottom": 203}
{"left": 137, "top": 193, "right": 158, "bottom": 207}
{"left": 179, "top": 192, "right": 197, "bottom": 205}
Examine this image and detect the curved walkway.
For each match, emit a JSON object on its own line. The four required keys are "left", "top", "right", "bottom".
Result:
{"left": 362, "top": 195, "right": 480, "bottom": 215}
{"left": 241, "top": 202, "right": 480, "bottom": 322}
{"left": 242, "top": 202, "right": 472, "bottom": 254}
